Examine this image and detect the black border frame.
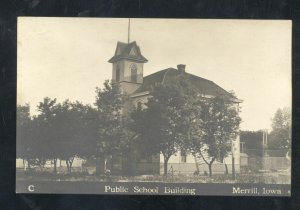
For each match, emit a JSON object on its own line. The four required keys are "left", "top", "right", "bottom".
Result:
{"left": 1, "top": 0, "right": 299, "bottom": 209}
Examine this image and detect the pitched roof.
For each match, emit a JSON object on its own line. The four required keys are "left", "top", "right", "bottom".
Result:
{"left": 108, "top": 41, "right": 148, "bottom": 63}
{"left": 134, "top": 68, "right": 239, "bottom": 101}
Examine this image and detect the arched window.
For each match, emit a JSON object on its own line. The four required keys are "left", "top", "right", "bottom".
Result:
{"left": 116, "top": 65, "right": 120, "bottom": 82}
{"left": 130, "top": 64, "right": 137, "bottom": 83}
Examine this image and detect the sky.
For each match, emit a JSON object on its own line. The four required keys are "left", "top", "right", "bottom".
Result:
{"left": 17, "top": 17, "right": 291, "bottom": 131}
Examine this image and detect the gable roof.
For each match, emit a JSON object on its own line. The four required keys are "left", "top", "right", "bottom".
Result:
{"left": 108, "top": 41, "right": 148, "bottom": 63}
{"left": 134, "top": 68, "right": 240, "bottom": 101}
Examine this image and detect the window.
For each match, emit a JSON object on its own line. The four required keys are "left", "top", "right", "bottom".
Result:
{"left": 130, "top": 64, "right": 137, "bottom": 83}
{"left": 116, "top": 66, "right": 120, "bottom": 82}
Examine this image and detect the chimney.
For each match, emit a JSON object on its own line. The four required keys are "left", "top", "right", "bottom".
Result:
{"left": 177, "top": 64, "right": 186, "bottom": 72}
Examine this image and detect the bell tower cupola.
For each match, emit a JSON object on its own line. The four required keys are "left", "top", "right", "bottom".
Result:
{"left": 108, "top": 41, "right": 148, "bottom": 94}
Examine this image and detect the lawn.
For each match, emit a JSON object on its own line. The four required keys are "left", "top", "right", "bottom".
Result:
{"left": 16, "top": 169, "right": 290, "bottom": 184}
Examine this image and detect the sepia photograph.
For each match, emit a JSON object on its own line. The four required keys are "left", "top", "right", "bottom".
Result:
{"left": 16, "top": 17, "right": 291, "bottom": 196}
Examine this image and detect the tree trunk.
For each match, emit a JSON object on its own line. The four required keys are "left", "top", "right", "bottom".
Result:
{"left": 27, "top": 159, "right": 31, "bottom": 170}
{"left": 53, "top": 158, "right": 57, "bottom": 174}
{"left": 164, "top": 161, "right": 168, "bottom": 176}
{"left": 163, "top": 156, "right": 170, "bottom": 176}
{"left": 65, "top": 158, "right": 74, "bottom": 174}
{"left": 66, "top": 160, "right": 69, "bottom": 174}
{"left": 208, "top": 163, "right": 212, "bottom": 177}
{"left": 199, "top": 151, "right": 215, "bottom": 177}
{"left": 224, "top": 163, "right": 228, "bottom": 175}
{"left": 69, "top": 158, "right": 74, "bottom": 174}
{"left": 104, "top": 157, "right": 107, "bottom": 171}
{"left": 193, "top": 154, "right": 200, "bottom": 174}
{"left": 221, "top": 158, "right": 228, "bottom": 175}
{"left": 95, "top": 157, "right": 102, "bottom": 175}
{"left": 110, "top": 156, "right": 114, "bottom": 174}
{"left": 232, "top": 156, "right": 236, "bottom": 180}
{"left": 208, "top": 158, "right": 215, "bottom": 177}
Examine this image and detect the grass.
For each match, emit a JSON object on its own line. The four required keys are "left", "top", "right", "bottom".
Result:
{"left": 16, "top": 169, "right": 290, "bottom": 184}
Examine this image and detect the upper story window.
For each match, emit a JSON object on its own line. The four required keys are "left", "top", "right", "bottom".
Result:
{"left": 181, "top": 150, "right": 187, "bottom": 163}
{"left": 130, "top": 64, "right": 137, "bottom": 83}
{"left": 116, "top": 65, "right": 120, "bottom": 82}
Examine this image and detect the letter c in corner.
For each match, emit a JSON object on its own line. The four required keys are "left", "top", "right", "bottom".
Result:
{"left": 28, "top": 185, "right": 35, "bottom": 192}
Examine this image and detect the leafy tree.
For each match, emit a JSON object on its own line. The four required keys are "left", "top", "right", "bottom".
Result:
{"left": 131, "top": 74, "right": 241, "bottom": 177}
{"left": 36, "top": 97, "right": 60, "bottom": 173}
{"left": 18, "top": 98, "right": 99, "bottom": 175}
{"left": 37, "top": 97, "right": 58, "bottom": 120}
{"left": 95, "top": 80, "right": 132, "bottom": 173}
{"left": 17, "top": 102, "right": 52, "bottom": 170}
{"left": 268, "top": 107, "right": 291, "bottom": 152}
{"left": 50, "top": 100, "right": 98, "bottom": 174}
{"left": 17, "top": 104, "right": 32, "bottom": 168}
{"left": 70, "top": 102, "right": 99, "bottom": 160}
{"left": 131, "top": 75, "right": 195, "bottom": 176}
{"left": 193, "top": 96, "right": 241, "bottom": 177}
{"left": 29, "top": 116, "right": 50, "bottom": 169}
{"left": 168, "top": 77, "right": 204, "bottom": 174}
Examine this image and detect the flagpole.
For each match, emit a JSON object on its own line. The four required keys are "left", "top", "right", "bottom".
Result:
{"left": 128, "top": 18, "right": 130, "bottom": 43}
